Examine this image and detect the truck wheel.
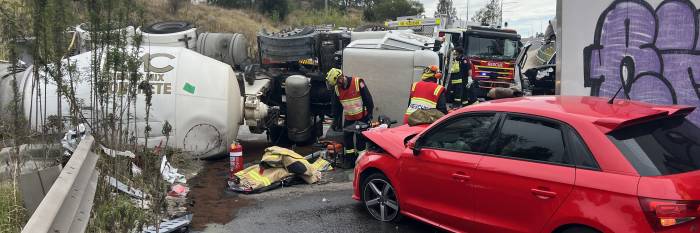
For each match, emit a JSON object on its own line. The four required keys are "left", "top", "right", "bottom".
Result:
{"left": 354, "top": 24, "right": 389, "bottom": 32}
{"left": 319, "top": 44, "right": 338, "bottom": 74}
{"left": 142, "top": 21, "right": 193, "bottom": 34}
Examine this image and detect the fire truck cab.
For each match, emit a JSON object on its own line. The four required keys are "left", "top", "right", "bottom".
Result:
{"left": 439, "top": 26, "right": 522, "bottom": 96}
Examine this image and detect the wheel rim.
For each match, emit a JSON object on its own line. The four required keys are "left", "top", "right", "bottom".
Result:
{"left": 363, "top": 178, "right": 399, "bottom": 221}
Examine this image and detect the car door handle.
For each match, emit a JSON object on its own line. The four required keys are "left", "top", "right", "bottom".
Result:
{"left": 531, "top": 188, "right": 557, "bottom": 199}
{"left": 451, "top": 172, "right": 471, "bottom": 182}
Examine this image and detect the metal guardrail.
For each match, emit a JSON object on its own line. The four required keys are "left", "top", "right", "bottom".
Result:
{"left": 22, "top": 135, "right": 98, "bottom": 233}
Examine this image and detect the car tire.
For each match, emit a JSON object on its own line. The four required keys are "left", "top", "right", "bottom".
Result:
{"left": 560, "top": 226, "right": 600, "bottom": 233}
{"left": 361, "top": 173, "right": 402, "bottom": 222}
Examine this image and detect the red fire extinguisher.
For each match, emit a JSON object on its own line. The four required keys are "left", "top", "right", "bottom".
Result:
{"left": 229, "top": 143, "right": 244, "bottom": 178}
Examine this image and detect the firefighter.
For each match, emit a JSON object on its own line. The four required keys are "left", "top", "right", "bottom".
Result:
{"left": 326, "top": 68, "right": 374, "bottom": 158}
{"left": 456, "top": 48, "right": 482, "bottom": 105}
{"left": 447, "top": 47, "right": 465, "bottom": 108}
{"left": 404, "top": 65, "right": 447, "bottom": 124}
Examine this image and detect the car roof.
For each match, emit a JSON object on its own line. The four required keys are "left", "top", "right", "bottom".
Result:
{"left": 460, "top": 96, "right": 695, "bottom": 132}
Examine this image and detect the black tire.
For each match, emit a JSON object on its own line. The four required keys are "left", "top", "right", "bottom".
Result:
{"left": 143, "top": 21, "right": 193, "bottom": 34}
{"left": 354, "top": 24, "right": 389, "bottom": 32}
{"left": 319, "top": 44, "right": 338, "bottom": 74}
{"left": 361, "top": 173, "right": 402, "bottom": 222}
{"left": 559, "top": 226, "right": 600, "bottom": 233}
{"left": 267, "top": 27, "right": 315, "bottom": 38}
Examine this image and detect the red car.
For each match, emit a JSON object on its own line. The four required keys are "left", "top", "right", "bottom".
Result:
{"left": 353, "top": 96, "right": 700, "bottom": 233}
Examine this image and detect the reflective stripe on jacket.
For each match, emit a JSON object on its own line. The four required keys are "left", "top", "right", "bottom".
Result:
{"left": 335, "top": 77, "right": 367, "bottom": 121}
{"left": 450, "top": 61, "right": 460, "bottom": 74}
{"left": 404, "top": 81, "right": 445, "bottom": 123}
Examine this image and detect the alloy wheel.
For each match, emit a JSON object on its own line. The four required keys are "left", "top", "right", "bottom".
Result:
{"left": 363, "top": 178, "right": 399, "bottom": 221}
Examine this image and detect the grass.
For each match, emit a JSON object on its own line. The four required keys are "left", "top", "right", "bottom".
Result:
{"left": 0, "top": 181, "right": 26, "bottom": 233}
{"left": 140, "top": 0, "right": 278, "bottom": 55}
{"left": 285, "top": 8, "right": 366, "bottom": 28}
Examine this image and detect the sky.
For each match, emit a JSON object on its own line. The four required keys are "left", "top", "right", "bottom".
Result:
{"left": 417, "top": 0, "right": 556, "bottom": 37}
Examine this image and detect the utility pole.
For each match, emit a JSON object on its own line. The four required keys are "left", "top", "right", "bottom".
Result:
{"left": 500, "top": 0, "right": 504, "bottom": 27}
{"left": 466, "top": 0, "right": 470, "bottom": 24}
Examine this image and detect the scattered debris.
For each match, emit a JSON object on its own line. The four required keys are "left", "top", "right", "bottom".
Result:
{"left": 168, "top": 184, "right": 189, "bottom": 197}
{"left": 142, "top": 214, "right": 193, "bottom": 233}
{"left": 311, "top": 158, "right": 333, "bottom": 172}
{"left": 161, "top": 156, "right": 187, "bottom": 184}
{"left": 166, "top": 196, "right": 190, "bottom": 218}
{"left": 61, "top": 124, "right": 87, "bottom": 157}
{"left": 132, "top": 163, "right": 143, "bottom": 176}
{"left": 106, "top": 176, "right": 145, "bottom": 199}
{"left": 101, "top": 145, "right": 136, "bottom": 159}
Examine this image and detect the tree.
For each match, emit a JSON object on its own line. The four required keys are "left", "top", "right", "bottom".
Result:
{"left": 434, "top": 0, "right": 457, "bottom": 24}
{"left": 259, "top": 0, "right": 290, "bottom": 21}
{"left": 208, "top": 0, "right": 252, "bottom": 8}
{"left": 364, "top": 0, "right": 424, "bottom": 21}
{"left": 471, "top": 0, "right": 501, "bottom": 26}
{"left": 168, "top": 0, "right": 188, "bottom": 13}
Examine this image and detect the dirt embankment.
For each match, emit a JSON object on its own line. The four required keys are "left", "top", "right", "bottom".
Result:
{"left": 140, "top": 0, "right": 278, "bottom": 56}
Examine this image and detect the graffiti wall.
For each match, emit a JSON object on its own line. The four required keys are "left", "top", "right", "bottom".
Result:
{"left": 559, "top": 0, "right": 700, "bottom": 126}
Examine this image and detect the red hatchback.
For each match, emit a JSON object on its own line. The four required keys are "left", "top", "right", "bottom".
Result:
{"left": 352, "top": 96, "right": 700, "bottom": 233}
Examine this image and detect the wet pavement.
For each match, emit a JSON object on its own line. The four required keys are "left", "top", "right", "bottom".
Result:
{"left": 198, "top": 180, "right": 443, "bottom": 233}
{"left": 190, "top": 128, "right": 444, "bottom": 233}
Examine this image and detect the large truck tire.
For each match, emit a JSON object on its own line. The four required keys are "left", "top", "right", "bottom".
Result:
{"left": 139, "top": 21, "right": 197, "bottom": 49}
{"left": 258, "top": 27, "right": 318, "bottom": 63}
{"left": 354, "top": 24, "right": 389, "bottom": 32}
{"left": 319, "top": 44, "right": 338, "bottom": 75}
{"left": 142, "top": 21, "right": 193, "bottom": 34}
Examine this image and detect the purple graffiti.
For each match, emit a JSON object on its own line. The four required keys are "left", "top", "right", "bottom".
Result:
{"left": 584, "top": 0, "right": 700, "bottom": 126}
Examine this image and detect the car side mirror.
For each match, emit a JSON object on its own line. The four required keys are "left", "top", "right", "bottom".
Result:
{"left": 406, "top": 141, "right": 421, "bottom": 156}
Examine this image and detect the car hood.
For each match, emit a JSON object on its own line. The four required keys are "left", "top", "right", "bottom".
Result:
{"left": 362, "top": 125, "right": 429, "bottom": 158}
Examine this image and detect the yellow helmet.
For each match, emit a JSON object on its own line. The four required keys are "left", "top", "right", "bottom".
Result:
{"left": 421, "top": 65, "right": 442, "bottom": 80}
{"left": 326, "top": 68, "right": 343, "bottom": 86}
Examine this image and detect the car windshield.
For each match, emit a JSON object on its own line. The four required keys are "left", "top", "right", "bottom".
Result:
{"left": 608, "top": 116, "right": 700, "bottom": 176}
{"left": 467, "top": 36, "right": 518, "bottom": 60}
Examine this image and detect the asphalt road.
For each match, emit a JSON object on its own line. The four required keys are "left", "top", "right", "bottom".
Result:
{"left": 192, "top": 128, "right": 445, "bottom": 233}
{"left": 198, "top": 179, "right": 444, "bottom": 233}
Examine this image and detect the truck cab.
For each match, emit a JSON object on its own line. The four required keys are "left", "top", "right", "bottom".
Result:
{"left": 439, "top": 26, "right": 521, "bottom": 97}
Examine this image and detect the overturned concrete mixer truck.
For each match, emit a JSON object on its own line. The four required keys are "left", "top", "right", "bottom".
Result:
{"left": 0, "top": 21, "right": 442, "bottom": 159}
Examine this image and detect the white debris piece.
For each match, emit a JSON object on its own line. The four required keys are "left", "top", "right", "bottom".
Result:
{"left": 132, "top": 163, "right": 143, "bottom": 176}
{"left": 101, "top": 145, "right": 136, "bottom": 159}
{"left": 61, "top": 124, "right": 87, "bottom": 157}
{"left": 160, "top": 156, "right": 186, "bottom": 184}
{"left": 106, "top": 176, "right": 145, "bottom": 199}
{"left": 142, "top": 214, "right": 192, "bottom": 233}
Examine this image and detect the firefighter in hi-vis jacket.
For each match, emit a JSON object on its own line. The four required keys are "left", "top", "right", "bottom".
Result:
{"left": 326, "top": 68, "right": 374, "bottom": 158}
{"left": 404, "top": 65, "right": 448, "bottom": 124}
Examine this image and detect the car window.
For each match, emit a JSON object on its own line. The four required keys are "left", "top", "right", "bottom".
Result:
{"left": 490, "top": 115, "right": 570, "bottom": 165}
{"left": 566, "top": 129, "right": 599, "bottom": 169}
{"left": 608, "top": 116, "right": 700, "bottom": 176}
{"left": 422, "top": 114, "right": 497, "bottom": 153}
